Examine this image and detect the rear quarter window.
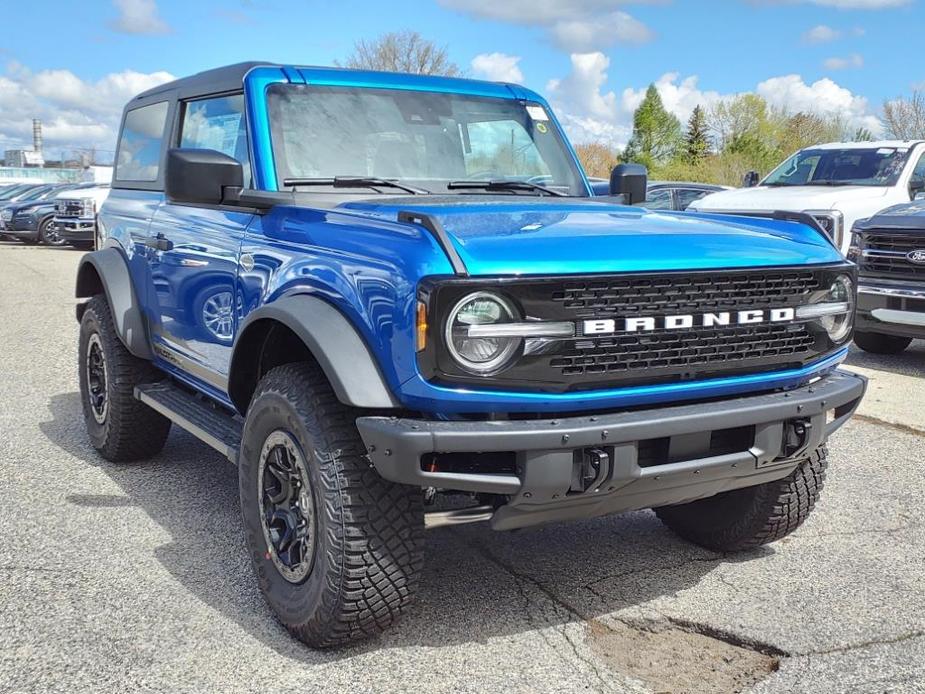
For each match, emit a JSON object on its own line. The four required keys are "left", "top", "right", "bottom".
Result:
{"left": 115, "top": 101, "right": 169, "bottom": 182}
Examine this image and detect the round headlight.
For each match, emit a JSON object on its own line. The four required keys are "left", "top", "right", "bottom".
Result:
{"left": 445, "top": 292, "right": 520, "bottom": 374}
{"left": 822, "top": 275, "right": 854, "bottom": 342}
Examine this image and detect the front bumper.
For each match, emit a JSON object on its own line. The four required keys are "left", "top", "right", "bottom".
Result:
{"left": 357, "top": 370, "right": 866, "bottom": 530}
{"left": 857, "top": 278, "right": 925, "bottom": 339}
{"left": 56, "top": 218, "right": 95, "bottom": 241}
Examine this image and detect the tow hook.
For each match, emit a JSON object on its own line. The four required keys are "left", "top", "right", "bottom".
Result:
{"left": 571, "top": 447, "right": 612, "bottom": 493}
{"left": 783, "top": 418, "right": 813, "bottom": 458}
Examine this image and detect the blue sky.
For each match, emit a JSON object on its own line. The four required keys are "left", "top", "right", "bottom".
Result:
{"left": 1, "top": 0, "right": 921, "bottom": 159}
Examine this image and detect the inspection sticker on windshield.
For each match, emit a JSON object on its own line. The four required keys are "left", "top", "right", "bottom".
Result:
{"left": 526, "top": 105, "right": 550, "bottom": 121}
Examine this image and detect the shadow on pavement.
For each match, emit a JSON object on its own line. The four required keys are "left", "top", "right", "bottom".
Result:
{"left": 40, "top": 390, "right": 769, "bottom": 665}
{"left": 844, "top": 342, "right": 925, "bottom": 379}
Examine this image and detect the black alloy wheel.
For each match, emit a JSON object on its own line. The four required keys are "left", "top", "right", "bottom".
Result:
{"left": 257, "top": 430, "right": 318, "bottom": 584}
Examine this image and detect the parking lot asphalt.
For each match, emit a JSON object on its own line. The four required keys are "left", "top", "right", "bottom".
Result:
{"left": 0, "top": 241, "right": 923, "bottom": 694}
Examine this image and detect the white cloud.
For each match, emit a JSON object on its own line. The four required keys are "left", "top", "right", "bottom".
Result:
{"left": 0, "top": 65, "right": 174, "bottom": 160}
{"left": 110, "top": 0, "right": 171, "bottom": 35}
{"left": 803, "top": 24, "right": 841, "bottom": 42}
{"left": 545, "top": 54, "right": 882, "bottom": 148}
{"left": 823, "top": 53, "right": 865, "bottom": 69}
{"left": 470, "top": 53, "right": 524, "bottom": 83}
{"left": 439, "top": 0, "right": 656, "bottom": 51}
{"left": 757, "top": 73, "right": 880, "bottom": 131}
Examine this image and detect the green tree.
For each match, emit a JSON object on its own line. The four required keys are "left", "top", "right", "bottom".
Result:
{"left": 623, "top": 84, "right": 682, "bottom": 168}
{"left": 685, "top": 105, "right": 710, "bottom": 164}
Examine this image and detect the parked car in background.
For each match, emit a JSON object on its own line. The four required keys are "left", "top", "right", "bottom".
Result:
{"left": 848, "top": 200, "right": 925, "bottom": 354}
{"left": 54, "top": 184, "right": 110, "bottom": 249}
{"left": 689, "top": 141, "right": 925, "bottom": 253}
{"left": 590, "top": 178, "right": 730, "bottom": 210}
{"left": 0, "top": 183, "right": 96, "bottom": 246}
{"left": 0, "top": 183, "right": 53, "bottom": 207}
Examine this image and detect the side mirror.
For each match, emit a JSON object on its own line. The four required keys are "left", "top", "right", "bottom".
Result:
{"left": 610, "top": 163, "right": 647, "bottom": 205}
{"left": 742, "top": 170, "right": 760, "bottom": 188}
{"left": 910, "top": 179, "right": 925, "bottom": 200}
{"left": 165, "top": 148, "right": 243, "bottom": 205}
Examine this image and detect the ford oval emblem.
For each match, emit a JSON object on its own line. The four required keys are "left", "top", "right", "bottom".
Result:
{"left": 907, "top": 250, "right": 925, "bottom": 265}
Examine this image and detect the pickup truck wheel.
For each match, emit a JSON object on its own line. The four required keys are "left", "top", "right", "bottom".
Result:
{"left": 239, "top": 362, "right": 424, "bottom": 648}
{"left": 78, "top": 295, "right": 171, "bottom": 461}
{"left": 654, "top": 446, "right": 827, "bottom": 552}
{"left": 853, "top": 331, "right": 912, "bottom": 355}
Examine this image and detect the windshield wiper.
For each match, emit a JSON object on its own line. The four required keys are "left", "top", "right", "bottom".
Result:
{"left": 282, "top": 176, "right": 430, "bottom": 195}
{"left": 803, "top": 180, "right": 856, "bottom": 187}
{"left": 446, "top": 179, "right": 566, "bottom": 197}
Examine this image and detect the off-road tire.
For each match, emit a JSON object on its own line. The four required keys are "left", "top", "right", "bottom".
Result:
{"left": 854, "top": 331, "right": 912, "bottom": 355}
{"left": 654, "top": 447, "right": 828, "bottom": 552}
{"left": 78, "top": 295, "right": 171, "bottom": 461}
{"left": 239, "top": 362, "right": 424, "bottom": 648}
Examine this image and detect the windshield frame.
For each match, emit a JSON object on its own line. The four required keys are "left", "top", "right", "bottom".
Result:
{"left": 762, "top": 146, "right": 912, "bottom": 188}
{"left": 264, "top": 83, "right": 590, "bottom": 197}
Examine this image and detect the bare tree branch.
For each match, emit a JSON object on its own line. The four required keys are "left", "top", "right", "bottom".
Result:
{"left": 340, "top": 30, "right": 462, "bottom": 77}
{"left": 882, "top": 90, "right": 925, "bottom": 140}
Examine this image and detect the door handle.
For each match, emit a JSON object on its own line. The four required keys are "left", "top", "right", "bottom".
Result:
{"left": 139, "top": 233, "right": 173, "bottom": 251}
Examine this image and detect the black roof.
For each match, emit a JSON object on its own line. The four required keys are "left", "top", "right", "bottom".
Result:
{"left": 131, "top": 61, "right": 277, "bottom": 103}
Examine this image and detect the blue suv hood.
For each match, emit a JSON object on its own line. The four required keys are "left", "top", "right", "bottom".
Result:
{"left": 340, "top": 197, "right": 842, "bottom": 275}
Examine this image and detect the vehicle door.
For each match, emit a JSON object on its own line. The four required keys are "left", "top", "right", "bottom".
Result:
{"left": 146, "top": 93, "right": 255, "bottom": 394}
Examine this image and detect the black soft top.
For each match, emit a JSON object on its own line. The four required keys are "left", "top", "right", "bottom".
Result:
{"left": 130, "top": 61, "right": 277, "bottom": 103}
{"left": 856, "top": 201, "right": 925, "bottom": 232}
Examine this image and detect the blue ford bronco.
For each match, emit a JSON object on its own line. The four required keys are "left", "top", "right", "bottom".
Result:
{"left": 75, "top": 62, "right": 866, "bottom": 648}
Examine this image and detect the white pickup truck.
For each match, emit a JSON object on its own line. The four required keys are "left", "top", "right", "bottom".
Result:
{"left": 53, "top": 184, "right": 110, "bottom": 249}
{"left": 690, "top": 140, "right": 925, "bottom": 253}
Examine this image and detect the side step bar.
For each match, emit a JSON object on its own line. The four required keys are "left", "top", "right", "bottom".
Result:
{"left": 135, "top": 382, "right": 243, "bottom": 462}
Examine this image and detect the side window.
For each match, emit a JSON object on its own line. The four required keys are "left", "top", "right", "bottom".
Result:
{"left": 181, "top": 94, "right": 250, "bottom": 186}
{"left": 115, "top": 101, "right": 169, "bottom": 182}
{"left": 910, "top": 153, "right": 925, "bottom": 192}
{"left": 639, "top": 188, "right": 673, "bottom": 210}
{"left": 677, "top": 188, "right": 708, "bottom": 210}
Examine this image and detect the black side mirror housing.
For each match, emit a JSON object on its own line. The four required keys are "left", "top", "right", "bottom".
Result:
{"left": 609, "top": 163, "right": 647, "bottom": 205}
{"left": 165, "top": 148, "right": 243, "bottom": 206}
{"left": 910, "top": 179, "right": 925, "bottom": 199}
{"left": 742, "top": 170, "right": 760, "bottom": 188}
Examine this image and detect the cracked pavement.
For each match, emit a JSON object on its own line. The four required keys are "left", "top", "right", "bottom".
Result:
{"left": 1, "top": 243, "right": 923, "bottom": 693}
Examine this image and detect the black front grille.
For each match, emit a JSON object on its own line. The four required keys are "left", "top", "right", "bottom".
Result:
{"left": 422, "top": 266, "right": 846, "bottom": 395}
{"left": 551, "top": 323, "right": 816, "bottom": 378}
{"left": 858, "top": 230, "right": 925, "bottom": 279}
{"left": 549, "top": 271, "right": 821, "bottom": 318}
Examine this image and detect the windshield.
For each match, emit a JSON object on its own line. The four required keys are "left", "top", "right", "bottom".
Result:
{"left": 0, "top": 184, "right": 34, "bottom": 199}
{"left": 763, "top": 147, "right": 911, "bottom": 187}
{"left": 267, "top": 84, "right": 587, "bottom": 196}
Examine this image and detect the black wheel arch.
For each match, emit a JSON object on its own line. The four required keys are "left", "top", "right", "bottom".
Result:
{"left": 75, "top": 248, "right": 153, "bottom": 360}
{"left": 229, "top": 295, "right": 399, "bottom": 414}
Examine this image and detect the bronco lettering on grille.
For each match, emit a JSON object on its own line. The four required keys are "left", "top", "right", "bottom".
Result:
{"left": 582, "top": 308, "right": 796, "bottom": 335}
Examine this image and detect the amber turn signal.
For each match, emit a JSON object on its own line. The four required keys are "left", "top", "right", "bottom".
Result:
{"left": 416, "top": 301, "right": 428, "bottom": 352}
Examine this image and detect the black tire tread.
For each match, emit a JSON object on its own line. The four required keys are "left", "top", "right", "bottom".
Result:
{"left": 244, "top": 362, "right": 424, "bottom": 648}
{"left": 655, "top": 447, "right": 828, "bottom": 552}
{"left": 79, "top": 295, "right": 171, "bottom": 461}
{"left": 853, "top": 331, "right": 912, "bottom": 355}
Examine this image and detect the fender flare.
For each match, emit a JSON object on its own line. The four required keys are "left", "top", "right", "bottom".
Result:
{"left": 230, "top": 295, "right": 399, "bottom": 410}
{"left": 75, "top": 248, "right": 153, "bottom": 360}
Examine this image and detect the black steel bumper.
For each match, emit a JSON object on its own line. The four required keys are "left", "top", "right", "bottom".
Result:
{"left": 357, "top": 370, "right": 867, "bottom": 530}
{"left": 857, "top": 279, "right": 925, "bottom": 339}
{"left": 56, "top": 219, "right": 95, "bottom": 241}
